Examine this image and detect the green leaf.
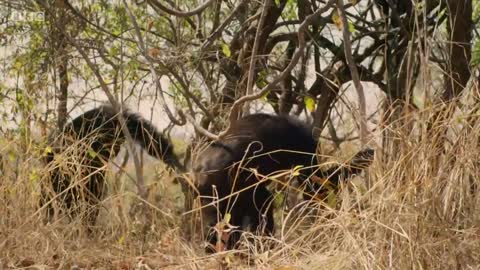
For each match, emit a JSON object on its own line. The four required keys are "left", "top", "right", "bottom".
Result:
{"left": 224, "top": 213, "right": 231, "bottom": 224}
{"left": 471, "top": 40, "right": 480, "bottom": 66}
{"left": 326, "top": 191, "right": 337, "bottom": 208}
{"left": 292, "top": 165, "right": 304, "bottom": 176}
{"left": 44, "top": 145, "right": 53, "bottom": 155}
{"left": 304, "top": 96, "right": 316, "bottom": 112}
{"left": 87, "top": 148, "right": 97, "bottom": 159}
{"left": 261, "top": 90, "right": 271, "bottom": 101}
{"left": 257, "top": 70, "right": 269, "bottom": 88}
{"left": 118, "top": 234, "right": 125, "bottom": 245}
{"left": 348, "top": 21, "right": 355, "bottom": 33}
{"left": 221, "top": 42, "right": 231, "bottom": 57}
{"left": 273, "top": 192, "right": 285, "bottom": 208}
{"left": 8, "top": 151, "right": 15, "bottom": 162}
{"left": 29, "top": 170, "right": 39, "bottom": 182}
{"left": 284, "top": 0, "right": 298, "bottom": 20}
{"left": 109, "top": 45, "right": 120, "bottom": 57}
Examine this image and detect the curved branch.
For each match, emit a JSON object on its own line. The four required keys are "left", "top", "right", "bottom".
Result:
{"left": 146, "top": 0, "right": 215, "bottom": 17}
{"left": 179, "top": 110, "right": 219, "bottom": 140}
{"left": 264, "top": 32, "right": 298, "bottom": 60}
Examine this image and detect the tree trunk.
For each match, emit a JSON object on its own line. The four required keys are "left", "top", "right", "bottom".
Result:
{"left": 311, "top": 67, "right": 343, "bottom": 140}
{"left": 57, "top": 50, "right": 69, "bottom": 129}
{"left": 443, "top": 0, "right": 472, "bottom": 100}
{"left": 51, "top": 0, "right": 69, "bottom": 130}
{"left": 426, "top": 0, "right": 472, "bottom": 173}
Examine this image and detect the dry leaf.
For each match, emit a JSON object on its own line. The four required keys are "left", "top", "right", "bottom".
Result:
{"left": 18, "top": 258, "right": 35, "bottom": 267}
{"left": 148, "top": 48, "right": 161, "bottom": 58}
{"left": 332, "top": 9, "right": 343, "bottom": 30}
{"left": 147, "top": 20, "right": 154, "bottom": 31}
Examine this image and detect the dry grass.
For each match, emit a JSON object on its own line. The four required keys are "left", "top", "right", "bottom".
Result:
{"left": 1, "top": 102, "right": 480, "bottom": 269}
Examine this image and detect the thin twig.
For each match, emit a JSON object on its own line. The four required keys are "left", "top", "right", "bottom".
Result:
{"left": 201, "top": 0, "right": 248, "bottom": 50}
{"left": 147, "top": 0, "right": 215, "bottom": 17}
{"left": 244, "top": 0, "right": 272, "bottom": 114}
{"left": 62, "top": 0, "right": 136, "bottom": 43}
{"left": 337, "top": 0, "right": 369, "bottom": 145}
{"left": 71, "top": 45, "right": 148, "bottom": 199}
{"left": 122, "top": 0, "right": 186, "bottom": 126}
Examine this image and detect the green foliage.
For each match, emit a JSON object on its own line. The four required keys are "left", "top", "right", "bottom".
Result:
{"left": 472, "top": 0, "right": 480, "bottom": 66}
{"left": 87, "top": 148, "right": 97, "bottom": 159}
{"left": 273, "top": 192, "right": 286, "bottom": 208}
{"left": 257, "top": 70, "right": 269, "bottom": 89}
{"left": 304, "top": 96, "right": 316, "bottom": 112}
{"left": 28, "top": 169, "right": 39, "bottom": 183}
{"left": 348, "top": 20, "right": 355, "bottom": 34}
{"left": 292, "top": 165, "right": 303, "bottom": 176}
{"left": 473, "top": 0, "right": 480, "bottom": 19}
{"left": 473, "top": 43, "right": 480, "bottom": 67}
{"left": 221, "top": 42, "right": 231, "bottom": 57}
{"left": 282, "top": 0, "right": 298, "bottom": 20}
{"left": 223, "top": 212, "right": 231, "bottom": 224}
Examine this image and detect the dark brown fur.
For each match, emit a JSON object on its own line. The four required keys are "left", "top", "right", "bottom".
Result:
{"left": 192, "top": 113, "right": 374, "bottom": 251}
{"left": 41, "top": 105, "right": 182, "bottom": 227}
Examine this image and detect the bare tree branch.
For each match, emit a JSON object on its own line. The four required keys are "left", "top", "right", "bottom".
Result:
{"left": 244, "top": 0, "right": 272, "bottom": 113}
{"left": 218, "top": 0, "right": 337, "bottom": 139}
{"left": 179, "top": 110, "right": 219, "bottom": 140}
{"left": 62, "top": 0, "right": 137, "bottom": 43}
{"left": 337, "top": 0, "right": 370, "bottom": 146}
{"left": 147, "top": 0, "right": 215, "bottom": 17}
{"left": 201, "top": 0, "right": 248, "bottom": 50}
{"left": 122, "top": 0, "right": 186, "bottom": 126}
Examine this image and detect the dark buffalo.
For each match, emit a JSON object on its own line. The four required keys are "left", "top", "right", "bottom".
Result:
{"left": 41, "top": 105, "right": 182, "bottom": 227}
{"left": 192, "top": 113, "right": 374, "bottom": 251}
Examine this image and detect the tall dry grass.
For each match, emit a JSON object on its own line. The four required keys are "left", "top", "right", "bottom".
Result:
{"left": 1, "top": 99, "right": 480, "bottom": 269}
